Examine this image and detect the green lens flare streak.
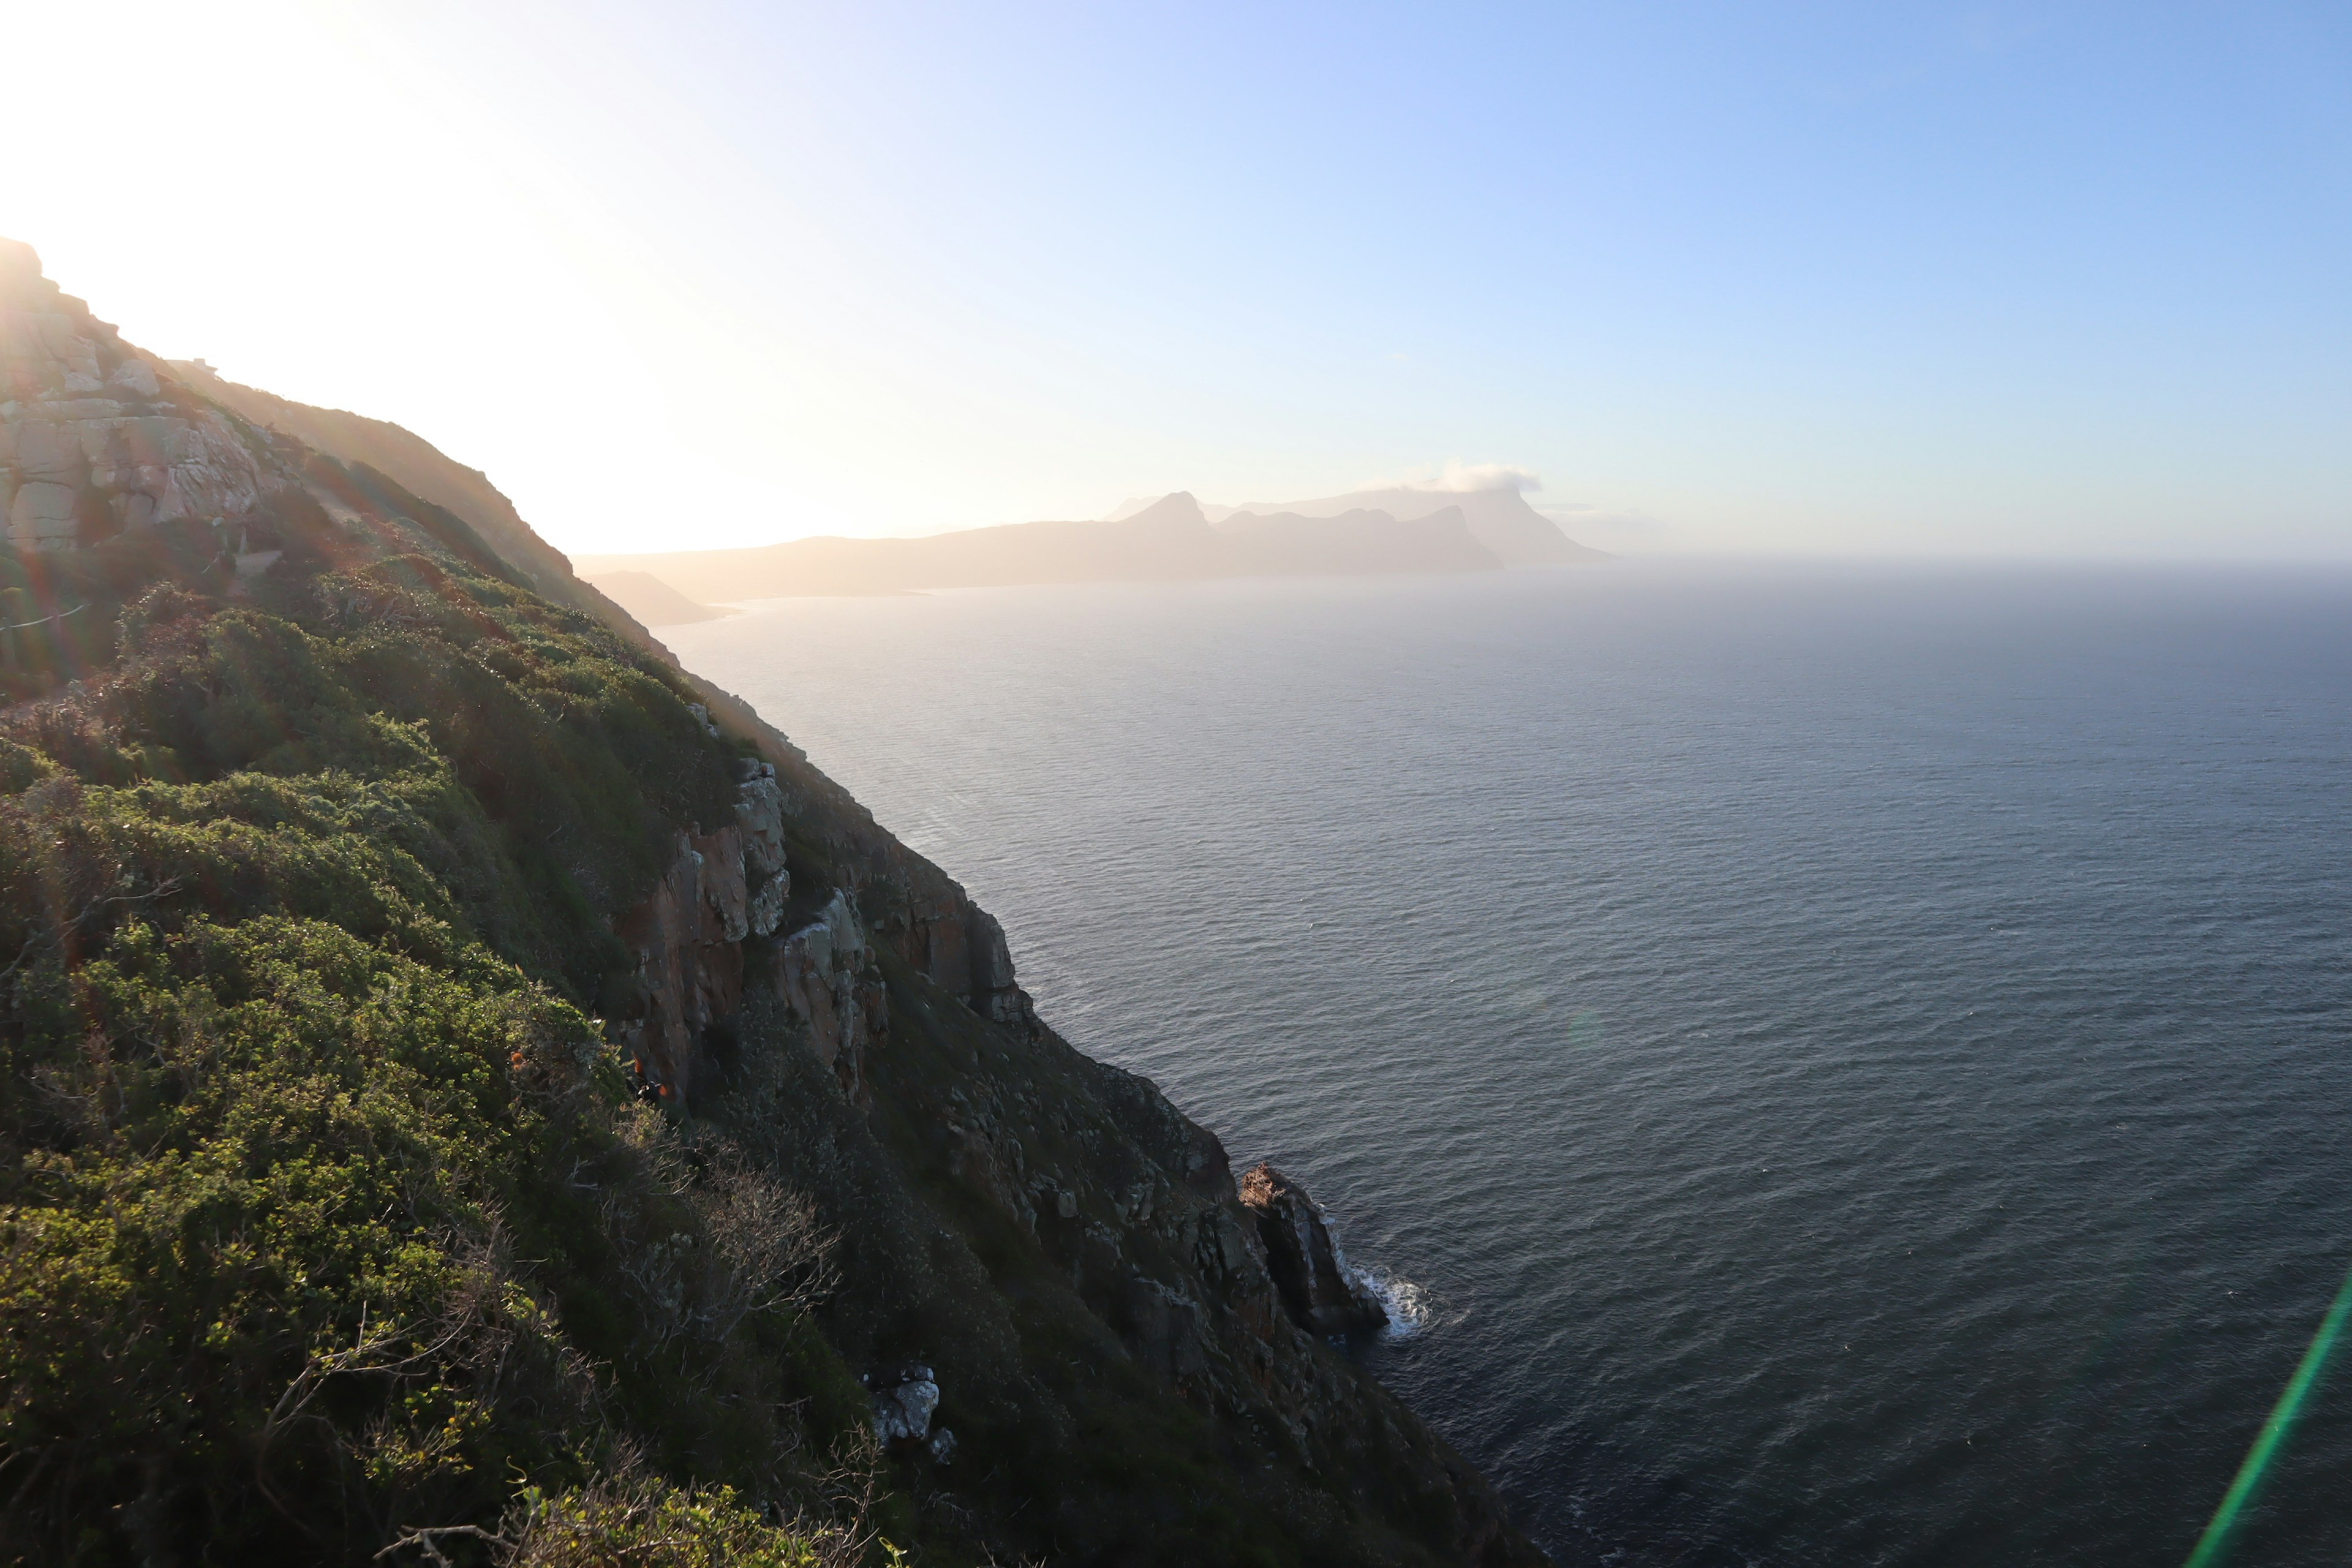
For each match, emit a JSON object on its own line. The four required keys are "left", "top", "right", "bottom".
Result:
{"left": 2183, "top": 1259, "right": 2352, "bottom": 1568}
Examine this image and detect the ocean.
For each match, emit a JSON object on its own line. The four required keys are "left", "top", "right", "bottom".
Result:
{"left": 666, "top": 559, "right": 2352, "bottom": 1566}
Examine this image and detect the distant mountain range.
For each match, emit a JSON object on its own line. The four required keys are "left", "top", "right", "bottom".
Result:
{"left": 1114, "top": 483, "right": 1597, "bottom": 570}
{"left": 577, "top": 486, "right": 1605, "bottom": 616}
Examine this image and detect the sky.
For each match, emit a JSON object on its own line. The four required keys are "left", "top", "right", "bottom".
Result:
{"left": 4, "top": 1, "right": 2348, "bottom": 558}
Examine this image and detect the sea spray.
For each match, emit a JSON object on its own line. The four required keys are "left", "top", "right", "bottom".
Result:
{"left": 1356, "top": 1265, "right": 1434, "bottom": 1339}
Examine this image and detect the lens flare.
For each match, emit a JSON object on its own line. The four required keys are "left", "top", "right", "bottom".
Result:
{"left": 2184, "top": 1258, "right": 2352, "bottom": 1568}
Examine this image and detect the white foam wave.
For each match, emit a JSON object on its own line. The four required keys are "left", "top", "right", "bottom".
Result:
{"left": 1355, "top": 1265, "right": 1433, "bottom": 1339}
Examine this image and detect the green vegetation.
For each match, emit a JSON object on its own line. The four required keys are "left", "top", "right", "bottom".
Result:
{"left": 0, "top": 446, "right": 1531, "bottom": 1567}
{"left": 0, "top": 503, "right": 878, "bottom": 1562}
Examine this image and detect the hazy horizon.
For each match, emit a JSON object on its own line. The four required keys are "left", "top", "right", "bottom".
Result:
{"left": 6, "top": 15, "right": 2351, "bottom": 1556}
{"left": 9, "top": 2, "right": 2348, "bottom": 561}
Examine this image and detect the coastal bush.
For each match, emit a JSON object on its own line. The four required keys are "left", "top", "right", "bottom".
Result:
{"left": 492, "top": 1473, "right": 886, "bottom": 1568}
{"left": 0, "top": 529, "right": 872, "bottom": 1564}
{"left": 0, "top": 440, "right": 1525, "bottom": 1565}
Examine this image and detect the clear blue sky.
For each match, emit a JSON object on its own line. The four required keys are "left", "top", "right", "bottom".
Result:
{"left": 10, "top": 2, "right": 2348, "bottom": 556}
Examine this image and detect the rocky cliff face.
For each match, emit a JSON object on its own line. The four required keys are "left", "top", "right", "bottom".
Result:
{"left": 1242, "top": 1159, "right": 1393, "bottom": 1336}
{"left": 0, "top": 238, "right": 1551, "bottom": 1566}
{"left": 576, "top": 609, "right": 1549, "bottom": 1564}
{"left": 0, "top": 241, "right": 282, "bottom": 554}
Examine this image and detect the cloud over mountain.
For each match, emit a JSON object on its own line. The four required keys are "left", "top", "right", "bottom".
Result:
{"left": 1363, "top": 461, "right": 1544, "bottom": 494}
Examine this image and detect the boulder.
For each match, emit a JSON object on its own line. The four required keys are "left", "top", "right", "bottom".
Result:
{"left": 1238, "top": 1161, "right": 1389, "bottom": 1336}
{"left": 7, "top": 481, "right": 77, "bottom": 549}
{"left": 870, "top": 1368, "right": 940, "bottom": 1444}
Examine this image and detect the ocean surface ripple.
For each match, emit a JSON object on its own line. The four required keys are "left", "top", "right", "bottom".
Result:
{"left": 669, "top": 560, "right": 2352, "bottom": 1566}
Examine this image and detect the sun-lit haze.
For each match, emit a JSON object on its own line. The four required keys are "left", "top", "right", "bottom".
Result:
{"left": 6, "top": 1, "right": 2346, "bottom": 558}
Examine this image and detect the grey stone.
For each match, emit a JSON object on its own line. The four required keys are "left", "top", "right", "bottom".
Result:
{"left": 734, "top": 773, "right": 789, "bottom": 880}
{"left": 748, "top": 873, "right": 788, "bottom": 938}
{"left": 870, "top": 1375, "right": 939, "bottom": 1444}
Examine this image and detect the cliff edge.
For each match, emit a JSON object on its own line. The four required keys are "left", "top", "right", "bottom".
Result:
{"left": 0, "top": 239, "right": 1548, "bottom": 1566}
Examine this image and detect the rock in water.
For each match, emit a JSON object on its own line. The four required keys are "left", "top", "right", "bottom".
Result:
{"left": 1239, "top": 1161, "right": 1390, "bottom": 1335}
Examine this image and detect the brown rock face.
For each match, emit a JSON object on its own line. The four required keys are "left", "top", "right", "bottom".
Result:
{"left": 1240, "top": 1161, "right": 1390, "bottom": 1336}
{"left": 612, "top": 826, "right": 748, "bottom": 1106}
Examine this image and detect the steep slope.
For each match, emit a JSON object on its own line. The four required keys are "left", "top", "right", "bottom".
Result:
{"left": 0, "top": 241, "right": 1547, "bottom": 1566}
{"left": 161, "top": 356, "right": 680, "bottom": 659}
{"left": 165, "top": 358, "right": 582, "bottom": 600}
{"left": 575, "top": 491, "right": 1500, "bottom": 601}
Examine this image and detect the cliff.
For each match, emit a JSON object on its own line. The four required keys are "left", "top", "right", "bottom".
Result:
{"left": 0, "top": 239, "right": 1547, "bottom": 1565}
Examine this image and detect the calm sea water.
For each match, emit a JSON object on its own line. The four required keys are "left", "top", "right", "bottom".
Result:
{"left": 666, "top": 560, "right": 2352, "bottom": 1566}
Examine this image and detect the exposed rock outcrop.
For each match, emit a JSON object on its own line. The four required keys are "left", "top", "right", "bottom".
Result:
{"left": 774, "top": 887, "right": 886, "bottom": 1104}
{"left": 612, "top": 825, "right": 747, "bottom": 1104}
{"left": 1242, "top": 1160, "right": 1392, "bottom": 1336}
{"left": 1, "top": 240, "right": 282, "bottom": 553}
{"left": 869, "top": 1366, "right": 941, "bottom": 1445}
{"left": 589, "top": 721, "right": 1536, "bottom": 1558}
{"left": 734, "top": 760, "right": 791, "bottom": 932}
